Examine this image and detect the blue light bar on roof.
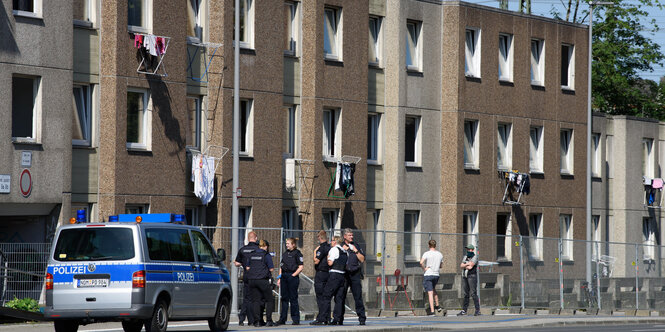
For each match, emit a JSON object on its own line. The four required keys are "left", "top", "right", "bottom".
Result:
{"left": 109, "top": 213, "right": 187, "bottom": 223}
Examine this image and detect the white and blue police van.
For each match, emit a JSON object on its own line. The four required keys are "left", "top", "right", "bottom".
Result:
{"left": 44, "top": 213, "right": 232, "bottom": 332}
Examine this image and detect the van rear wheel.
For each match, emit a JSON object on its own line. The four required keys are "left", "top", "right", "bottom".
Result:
{"left": 145, "top": 299, "right": 168, "bottom": 332}
{"left": 54, "top": 320, "right": 79, "bottom": 332}
{"left": 122, "top": 319, "right": 144, "bottom": 332}
{"left": 208, "top": 296, "right": 230, "bottom": 331}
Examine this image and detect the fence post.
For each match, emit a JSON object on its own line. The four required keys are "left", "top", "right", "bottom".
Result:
{"left": 381, "top": 230, "right": 386, "bottom": 311}
{"left": 519, "top": 235, "right": 525, "bottom": 310}
{"left": 635, "top": 243, "right": 639, "bottom": 310}
{"left": 558, "top": 238, "right": 564, "bottom": 310}
{"left": 596, "top": 241, "right": 601, "bottom": 310}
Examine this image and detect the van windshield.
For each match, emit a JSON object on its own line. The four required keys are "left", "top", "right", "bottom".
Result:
{"left": 54, "top": 228, "right": 135, "bottom": 261}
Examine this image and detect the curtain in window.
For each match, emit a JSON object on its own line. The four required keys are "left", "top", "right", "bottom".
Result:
{"left": 531, "top": 40, "right": 541, "bottom": 82}
{"left": 498, "top": 35, "right": 509, "bottom": 79}
{"left": 322, "top": 111, "right": 331, "bottom": 156}
{"left": 324, "top": 9, "right": 337, "bottom": 56}
{"left": 284, "top": 2, "right": 295, "bottom": 52}
{"left": 187, "top": 0, "right": 202, "bottom": 39}
{"left": 239, "top": 0, "right": 251, "bottom": 43}
{"left": 465, "top": 30, "right": 476, "bottom": 75}
{"left": 497, "top": 124, "right": 509, "bottom": 168}
{"left": 560, "top": 130, "right": 571, "bottom": 171}
{"left": 529, "top": 128, "right": 540, "bottom": 170}
{"left": 369, "top": 18, "right": 379, "bottom": 63}
{"left": 72, "top": 87, "right": 90, "bottom": 142}
{"left": 406, "top": 23, "right": 418, "bottom": 67}
{"left": 464, "top": 121, "right": 476, "bottom": 166}
{"left": 643, "top": 139, "right": 653, "bottom": 176}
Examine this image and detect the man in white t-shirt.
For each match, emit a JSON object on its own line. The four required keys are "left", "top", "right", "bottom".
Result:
{"left": 420, "top": 239, "right": 443, "bottom": 315}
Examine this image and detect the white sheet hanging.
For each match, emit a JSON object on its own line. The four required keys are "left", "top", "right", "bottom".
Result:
{"left": 285, "top": 158, "right": 296, "bottom": 190}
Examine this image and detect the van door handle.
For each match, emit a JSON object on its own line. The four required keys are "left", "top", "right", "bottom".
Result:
{"left": 191, "top": 264, "right": 198, "bottom": 271}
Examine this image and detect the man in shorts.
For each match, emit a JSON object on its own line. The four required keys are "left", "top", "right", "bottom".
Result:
{"left": 420, "top": 239, "right": 443, "bottom": 315}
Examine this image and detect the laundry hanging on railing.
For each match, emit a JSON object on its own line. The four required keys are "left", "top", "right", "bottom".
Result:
{"left": 285, "top": 158, "right": 296, "bottom": 190}
{"left": 192, "top": 153, "right": 215, "bottom": 205}
{"left": 132, "top": 33, "right": 171, "bottom": 76}
{"left": 333, "top": 162, "right": 355, "bottom": 198}
{"left": 500, "top": 170, "right": 530, "bottom": 205}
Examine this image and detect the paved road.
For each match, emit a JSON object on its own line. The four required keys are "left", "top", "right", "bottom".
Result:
{"left": 6, "top": 315, "right": 665, "bottom": 331}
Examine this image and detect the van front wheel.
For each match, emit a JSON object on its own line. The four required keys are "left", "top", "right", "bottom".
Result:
{"left": 208, "top": 296, "right": 230, "bottom": 331}
{"left": 145, "top": 300, "right": 168, "bottom": 332}
{"left": 54, "top": 320, "right": 79, "bottom": 332}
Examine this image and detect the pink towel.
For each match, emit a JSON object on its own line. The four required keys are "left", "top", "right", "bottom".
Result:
{"left": 652, "top": 178, "right": 664, "bottom": 189}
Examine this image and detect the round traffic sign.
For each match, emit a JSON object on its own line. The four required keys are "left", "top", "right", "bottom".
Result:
{"left": 19, "top": 169, "right": 31, "bottom": 197}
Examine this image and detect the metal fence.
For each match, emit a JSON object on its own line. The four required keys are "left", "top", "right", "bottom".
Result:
{"left": 0, "top": 243, "right": 51, "bottom": 305}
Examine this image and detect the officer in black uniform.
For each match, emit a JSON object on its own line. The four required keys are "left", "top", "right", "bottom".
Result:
{"left": 276, "top": 237, "right": 303, "bottom": 325}
{"left": 245, "top": 240, "right": 276, "bottom": 327}
{"left": 321, "top": 236, "right": 348, "bottom": 325}
{"left": 233, "top": 231, "right": 259, "bottom": 326}
{"left": 341, "top": 228, "right": 367, "bottom": 325}
{"left": 310, "top": 230, "right": 331, "bottom": 325}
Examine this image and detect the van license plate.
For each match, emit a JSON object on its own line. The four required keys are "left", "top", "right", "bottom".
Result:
{"left": 78, "top": 279, "right": 108, "bottom": 288}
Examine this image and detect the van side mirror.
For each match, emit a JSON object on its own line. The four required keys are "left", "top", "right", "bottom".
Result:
{"left": 217, "top": 248, "right": 226, "bottom": 262}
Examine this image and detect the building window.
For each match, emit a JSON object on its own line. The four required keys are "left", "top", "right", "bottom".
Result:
{"left": 238, "top": 0, "right": 254, "bottom": 49}
{"left": 368, "top": 113, "right": 381, "bottom": 164}
{"left": 497, "top": 123, "right": 512, "bottom": 170}
{"left": 185, "top": 206, "right": 201, "bottom": 226}
{"left": 322, "top": 108, "right": 341, "bottom": 161}
{"left": 125, "top": 204, "right": 149, "bottom": 214}
{"left": 12, "top": 76, "right": 41, "bottom": 142}
{"left": 187, "top": 0, "right": 204, "bottom": 41}
{"left": 560, "top": 129, "right": 573, "bottom": 175}
{"left": 531, "top": 39, "right": 545, "bottom": 86}
{"left": 236, "top": 207, "right": 252, "bottom": 248}
{"left": 322, "top": 209, "right": 341, "bottom": 236}
{"left": 592, "top": 133, "right": 601, "bottom": 177}
{"left": 282, "top": 208, "right": 302, "bottom": 246}
{"left": 498, "top": 33, "right": 513, "bottom": 81}
{"left": 73, "top": 0, "right": 94, "bottom": 23}
{"left": 606, "top": 135, "right": 613, "bottom": 179}
{"left": 13, "top": 0, "right": 41, "bottom": 16}
{"left": 405, "top": 115, "right": 421, "bottom": 166}
{"left": 465, "top": 28, "right": 481, "bottom": 78}
{"left": 128, "top": 0, "right": 151, "bottom": 32}
{"left": 530, "top": 126, "right": 544, "bottom": 173}
{"left": 323, "top": 7, "right": 341, "bottom": 61}
{"left": 463, "top": 212, "right": 478, "bottom": 250}
{"left": 643, "top": 138, "right": 654, "bottom": 178}
{"left": 464, "top": 120, "right": 479, "bottom": 169}
{"left": 404, "top": 210, "right": 420, "bottom": 258}
{"left": 561, "top": 44, "right": 575, "bottom": 89}
{"left": 405, "top": 21, "right": 422, "bottom": 71}
{"left": 73, "top": 85, "right": 92, "bottom": 146}
{"left": 240, "top": 100, "right": 253, "bottom": 156}
{"left": 528, "top": 214, "right": 543, "bottom": 260}
{"left": 369, "top": 16, "right": 382, "bottom": 66}
{"left": 285, "top": 105, "right": 299, "bottom": 158}
{"left": 560, "top": 214, "right": 573, "bottom": 260}
{"left": 643, "top": 217, "right": 658, "bottom": 260}
{"left": 367, "top": 210, "right": 382, "bottom": 258}
{"left": 186, "top": 96, "right": 204, "bottom": 150}
{"left": 284, "top": 1, "right": 299, "bottom": 55}
{"left": 496, "top": 214, "right": 511, "bottom": 260}
{"left": 592, "top": 214, "right": 600, "bottom": 243}
{"left": 126, "top": 89, "right": 151, "bottom": 150}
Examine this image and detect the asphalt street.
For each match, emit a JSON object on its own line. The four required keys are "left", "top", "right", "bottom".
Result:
{"left": 5, "top": 315, "right": 665, "bottom": 332}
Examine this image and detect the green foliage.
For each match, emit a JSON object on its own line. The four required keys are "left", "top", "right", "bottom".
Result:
{"left": 4, "top": 297, "right": 39, "bottom": 312}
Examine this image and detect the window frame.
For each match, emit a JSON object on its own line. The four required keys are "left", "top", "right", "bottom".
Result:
{"left": 73, "top": 0, "right": 96, "bottom": 26}
{"left": 642, "top": 217, "right": 658, "bottom": 260}
{"left": 284, "top": 1, "right": 299, "bottom": 56}
{"left": 465, "top": 27, "right": 481, "bottom": 78}
{"left": 126, "top": 88, "right": 151, "bottom": 151}
{"left": 403, "top": 210, "right": 420, "bottom": 259}
{"left": 643, "top": 138, "right": 654, "bottom": 178}
{"left": 239, "top": 99, "right": 253, "bottom": 156}
{"left": 560, "top": 129, "right": 574, "bottom": 175}
{"left": 367, "top": 209, "right": 382, "bottom": 260}
{"left": 187, "top": 0, "right": 205, "bottom": 42}
{"left": 238, "top": 0, "right": 254, "bottom": 49}
{"left": 528, "top": 213, "right": 543, "bottom": 261}
{"left": 464, "top": 119, "right": 479, "bottom": 169}
{"left": 463, "top": 211, "right": 479, "bottom": 251}
{"left": 496, "top": 214, "right": 512, "bottom": 261}
{"left": 73, "top": 84, "right": 93, "bottom": 146}
{"left": 560, "top": 43, "right": 575, "bottom": 90}
{"left": 12, "top": 0, "right": 42, "bottom": 18}
{"left": 497, "top": 123, "right": 513, "bottom": 171}
{"left": 367, "top": 112, "right": 382, "bottom": 165}
{"left": 284, "top": 105, "right": 300, "bottom": 159}
{"left": 322, "top": 108, "right": 341, "bottom": 161}
{"left": 127, "top": 0, "right": 152, "bottom": 33}
{"left": 185, "top": 206, "right": 202, "bottom": 226}
{"left": 405, "top": 20, "right": 422, "bottom": 72}
{"left": 591, "top": 133, "right": 601, "bottom": 178}
{"left": 529, "top": 126, "right": 544, "bottom": 174}
{"left": 405, "top": 115, "right": 422, "bottom": 167}
{"left": 560, "top": 214, "right": 573, "bottom": 261}
{"left": 368, "top": 16, "right": 383, "bottom": 67}
{"left": 323, "top": 6, "right": 342, "bottom": 61}
{"left": 125, "top": 204, "right": 149, "bottom": 214}
{"left": 322, "top": 209, "right": 341, "bottom": 236}
{"left": 12, "top": 75, "right": 42, "bottom": 143}
{"left": 498, "top": 33, "right": 513, "bottom": 82}
{"left": 186, "top": 95, "right": 204, "bottom": 151}
{"left": 592, "top": 215, "right": 601, "bottom": 244}
{"left": 531, "top": 38, "right": 545, "bottom": 86}
{"left": 282, "top": 208, "right": 302, "bottom": 245}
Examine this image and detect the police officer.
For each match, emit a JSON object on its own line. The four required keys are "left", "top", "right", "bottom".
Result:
{"left": 321, "top": 236, "right": 347, "bottom": 325}
{"left": 233, "top": 231, "right": 259, "bottom": 326}
{"left": 457, "top": 244, "right": 480, "bottom": 316}
{"left": 245, "top": 240, "right": 276, "bottom": 327}
{"left": 276, "top": 237, "right": 303, "bottom": 325}
{"left": 341, "top": 228, "right": 366, "bottom": 325}
{"left": 310, "top": 230, "right": 331, "bottom": 325}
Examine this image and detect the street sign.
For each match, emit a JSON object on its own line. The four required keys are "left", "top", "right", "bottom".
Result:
{"left": 19, "top": 169, "right": 31, "bottom": 197}
{"left": 0, "top": 175, "right": 9, "bottom": 194}
{"left": 21, "top": 151, "right": 31, "bottom": 167}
